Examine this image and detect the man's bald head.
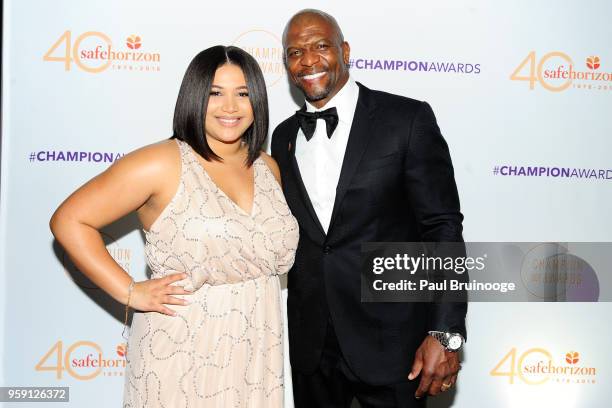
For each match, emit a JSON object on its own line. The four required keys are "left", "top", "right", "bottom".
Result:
{"left": 282, "top": 9, "right": 351, "bottom": 108}
{"left": 282, "top": 9, "right": 345, "bottom": 49}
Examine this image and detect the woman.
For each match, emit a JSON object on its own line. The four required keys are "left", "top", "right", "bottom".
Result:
{"left": 50, "top": 46, "right": 298, "bottom": 407}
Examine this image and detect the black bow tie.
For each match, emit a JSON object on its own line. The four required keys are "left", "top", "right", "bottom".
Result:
{"left": 296, "top": 107, "right": 339, "bottom": 141}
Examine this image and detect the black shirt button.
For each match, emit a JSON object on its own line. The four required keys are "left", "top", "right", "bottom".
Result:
{"left": 323, "top": 245, "right": 332, "bottom": 254}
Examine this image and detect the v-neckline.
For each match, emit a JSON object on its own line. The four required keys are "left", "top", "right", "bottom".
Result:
{"left": 185, "top": 142, "right": 258, "bottom": 218}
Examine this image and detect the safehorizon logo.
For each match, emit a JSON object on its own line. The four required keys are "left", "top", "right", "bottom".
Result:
{"left": 43, "top": 30, "right": 161, "bottom": 73}
{"left": 586, "top": 56, "right": 600, "bottom": 70}
{"left": 491, "top": 348, "right": 597, "bottom": 385}
{"left": 510, "top": 51, "right": 611, "bottom": 92}
{"left": 116, "top": 343, "right": 127, "bottom": 358}
{"left": 36, "top": 341, "right": 127, "bottom": 381}
{"left": 565, "top": 351, "right": 579, "bottom": 364}
{"left": 126, "top": 35, "right": 142, "bottom": 50}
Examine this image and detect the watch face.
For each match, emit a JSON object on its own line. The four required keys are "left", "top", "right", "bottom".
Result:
{"left": 448, "top": 335, "right": 462, "bottom": 350}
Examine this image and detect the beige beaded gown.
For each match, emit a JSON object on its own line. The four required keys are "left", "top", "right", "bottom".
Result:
{"left": 123, "top": 139, "right": 298, "bottom": 408}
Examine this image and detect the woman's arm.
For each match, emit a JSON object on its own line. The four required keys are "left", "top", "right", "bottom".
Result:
{"left": 50, "top": 140, "right": 190, "bottom": 315}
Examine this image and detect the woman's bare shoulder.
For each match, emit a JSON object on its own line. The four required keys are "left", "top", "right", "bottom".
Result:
{"left": 110, "top": 138, "right": 181, "bottom": 175}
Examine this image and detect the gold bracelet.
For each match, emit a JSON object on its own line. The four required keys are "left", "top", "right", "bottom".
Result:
{"left": 122, "top": 279, "right": 135, "bottom": 341}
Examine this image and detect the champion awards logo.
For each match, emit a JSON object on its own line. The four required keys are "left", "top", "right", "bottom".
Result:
{"left": 43, "top": 31, "right": 161, "bottom": 73}
{"left": 491, "top": 348, "right": 597, "bottom": 385}
{"left": 348, "top": 58, "right": 480, "bottom": 75}
{"left": 29, "top": 150, "right": 125, "bottom": 164}
{"left": 232, "top": 29, "right": 285, "bottom": 87}
{"left": 510, "top": 51, "right": 611, "bottom": 92}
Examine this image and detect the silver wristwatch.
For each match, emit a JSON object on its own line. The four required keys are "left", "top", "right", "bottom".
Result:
{"left": 428, "top": 331, "right": 464, "bottom": 352}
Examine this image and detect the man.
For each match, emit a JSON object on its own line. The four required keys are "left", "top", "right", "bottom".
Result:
{"left": 271, "top": 9, "right": 467, "bottom": 407}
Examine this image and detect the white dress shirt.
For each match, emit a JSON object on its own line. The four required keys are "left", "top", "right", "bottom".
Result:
{"left": 295, "top": 78, "right": 359, "bottom": 233}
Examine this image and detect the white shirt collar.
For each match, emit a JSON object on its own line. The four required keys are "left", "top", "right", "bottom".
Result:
{"left": 305, "top": 78, "right": 359, "bottom": 125}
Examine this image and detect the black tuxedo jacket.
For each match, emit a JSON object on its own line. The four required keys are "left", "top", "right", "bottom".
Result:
{"left": 271, "top": 82, "right": 467, "bottom": 385}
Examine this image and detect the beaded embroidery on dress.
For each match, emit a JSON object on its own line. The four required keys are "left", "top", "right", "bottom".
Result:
{"left": 123, "top": 139, "right": 298, "bottom": 407}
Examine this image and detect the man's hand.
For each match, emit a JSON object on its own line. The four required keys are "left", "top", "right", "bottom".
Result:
{"left": 408, "top": 335, "right": 461, "bottom": 398}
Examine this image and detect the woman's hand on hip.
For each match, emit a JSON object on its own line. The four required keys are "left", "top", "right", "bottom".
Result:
{"left": 130, "top": 273, "right": 192, "bottom": 316}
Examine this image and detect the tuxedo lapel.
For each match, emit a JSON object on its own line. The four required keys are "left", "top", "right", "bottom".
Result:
{"left": 328, "top": 84, "right": 375, "bottom": 235}
{"left": 284, "top": 117, "right": 327, "bottom": 242}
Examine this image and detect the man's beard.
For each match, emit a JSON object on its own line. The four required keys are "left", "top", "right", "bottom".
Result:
{"left": 296, "top": 73, "right": 335, "bottom": 102}
{"left": 303, "top": 86, "right": 332, "bottom": 102}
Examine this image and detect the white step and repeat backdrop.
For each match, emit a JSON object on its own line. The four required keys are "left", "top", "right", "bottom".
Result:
{"left": 2, "top": 1, "right": 611, "bottom": 407}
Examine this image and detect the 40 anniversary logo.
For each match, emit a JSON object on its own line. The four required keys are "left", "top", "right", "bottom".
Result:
{"left": 36, "top": 341, "right": 127, "bottom": 380}
{"left": 43, "top": 31, "right": 161, "bottom": 73}
{"left": 491, "top": 348, "right": 597, "bottom": 385}
{"left": 510, "top": 51, "right": 611, "bottom": 92}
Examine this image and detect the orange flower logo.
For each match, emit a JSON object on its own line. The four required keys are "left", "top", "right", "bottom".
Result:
{"left": 565, "top": 351, "right": 579, "bottom": 364}
{"left": 586, "top": 56, "right": 600, "bottom": 70}
{"left": 116, "top": 343, "right": 127, "bottom": 357}
{"left": 126, "top": 35, "right": 142, "bottom": 50}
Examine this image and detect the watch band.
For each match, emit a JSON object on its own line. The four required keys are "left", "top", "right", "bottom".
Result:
{"left": 428, "top": 330, "right": 464, "bottom": 351}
